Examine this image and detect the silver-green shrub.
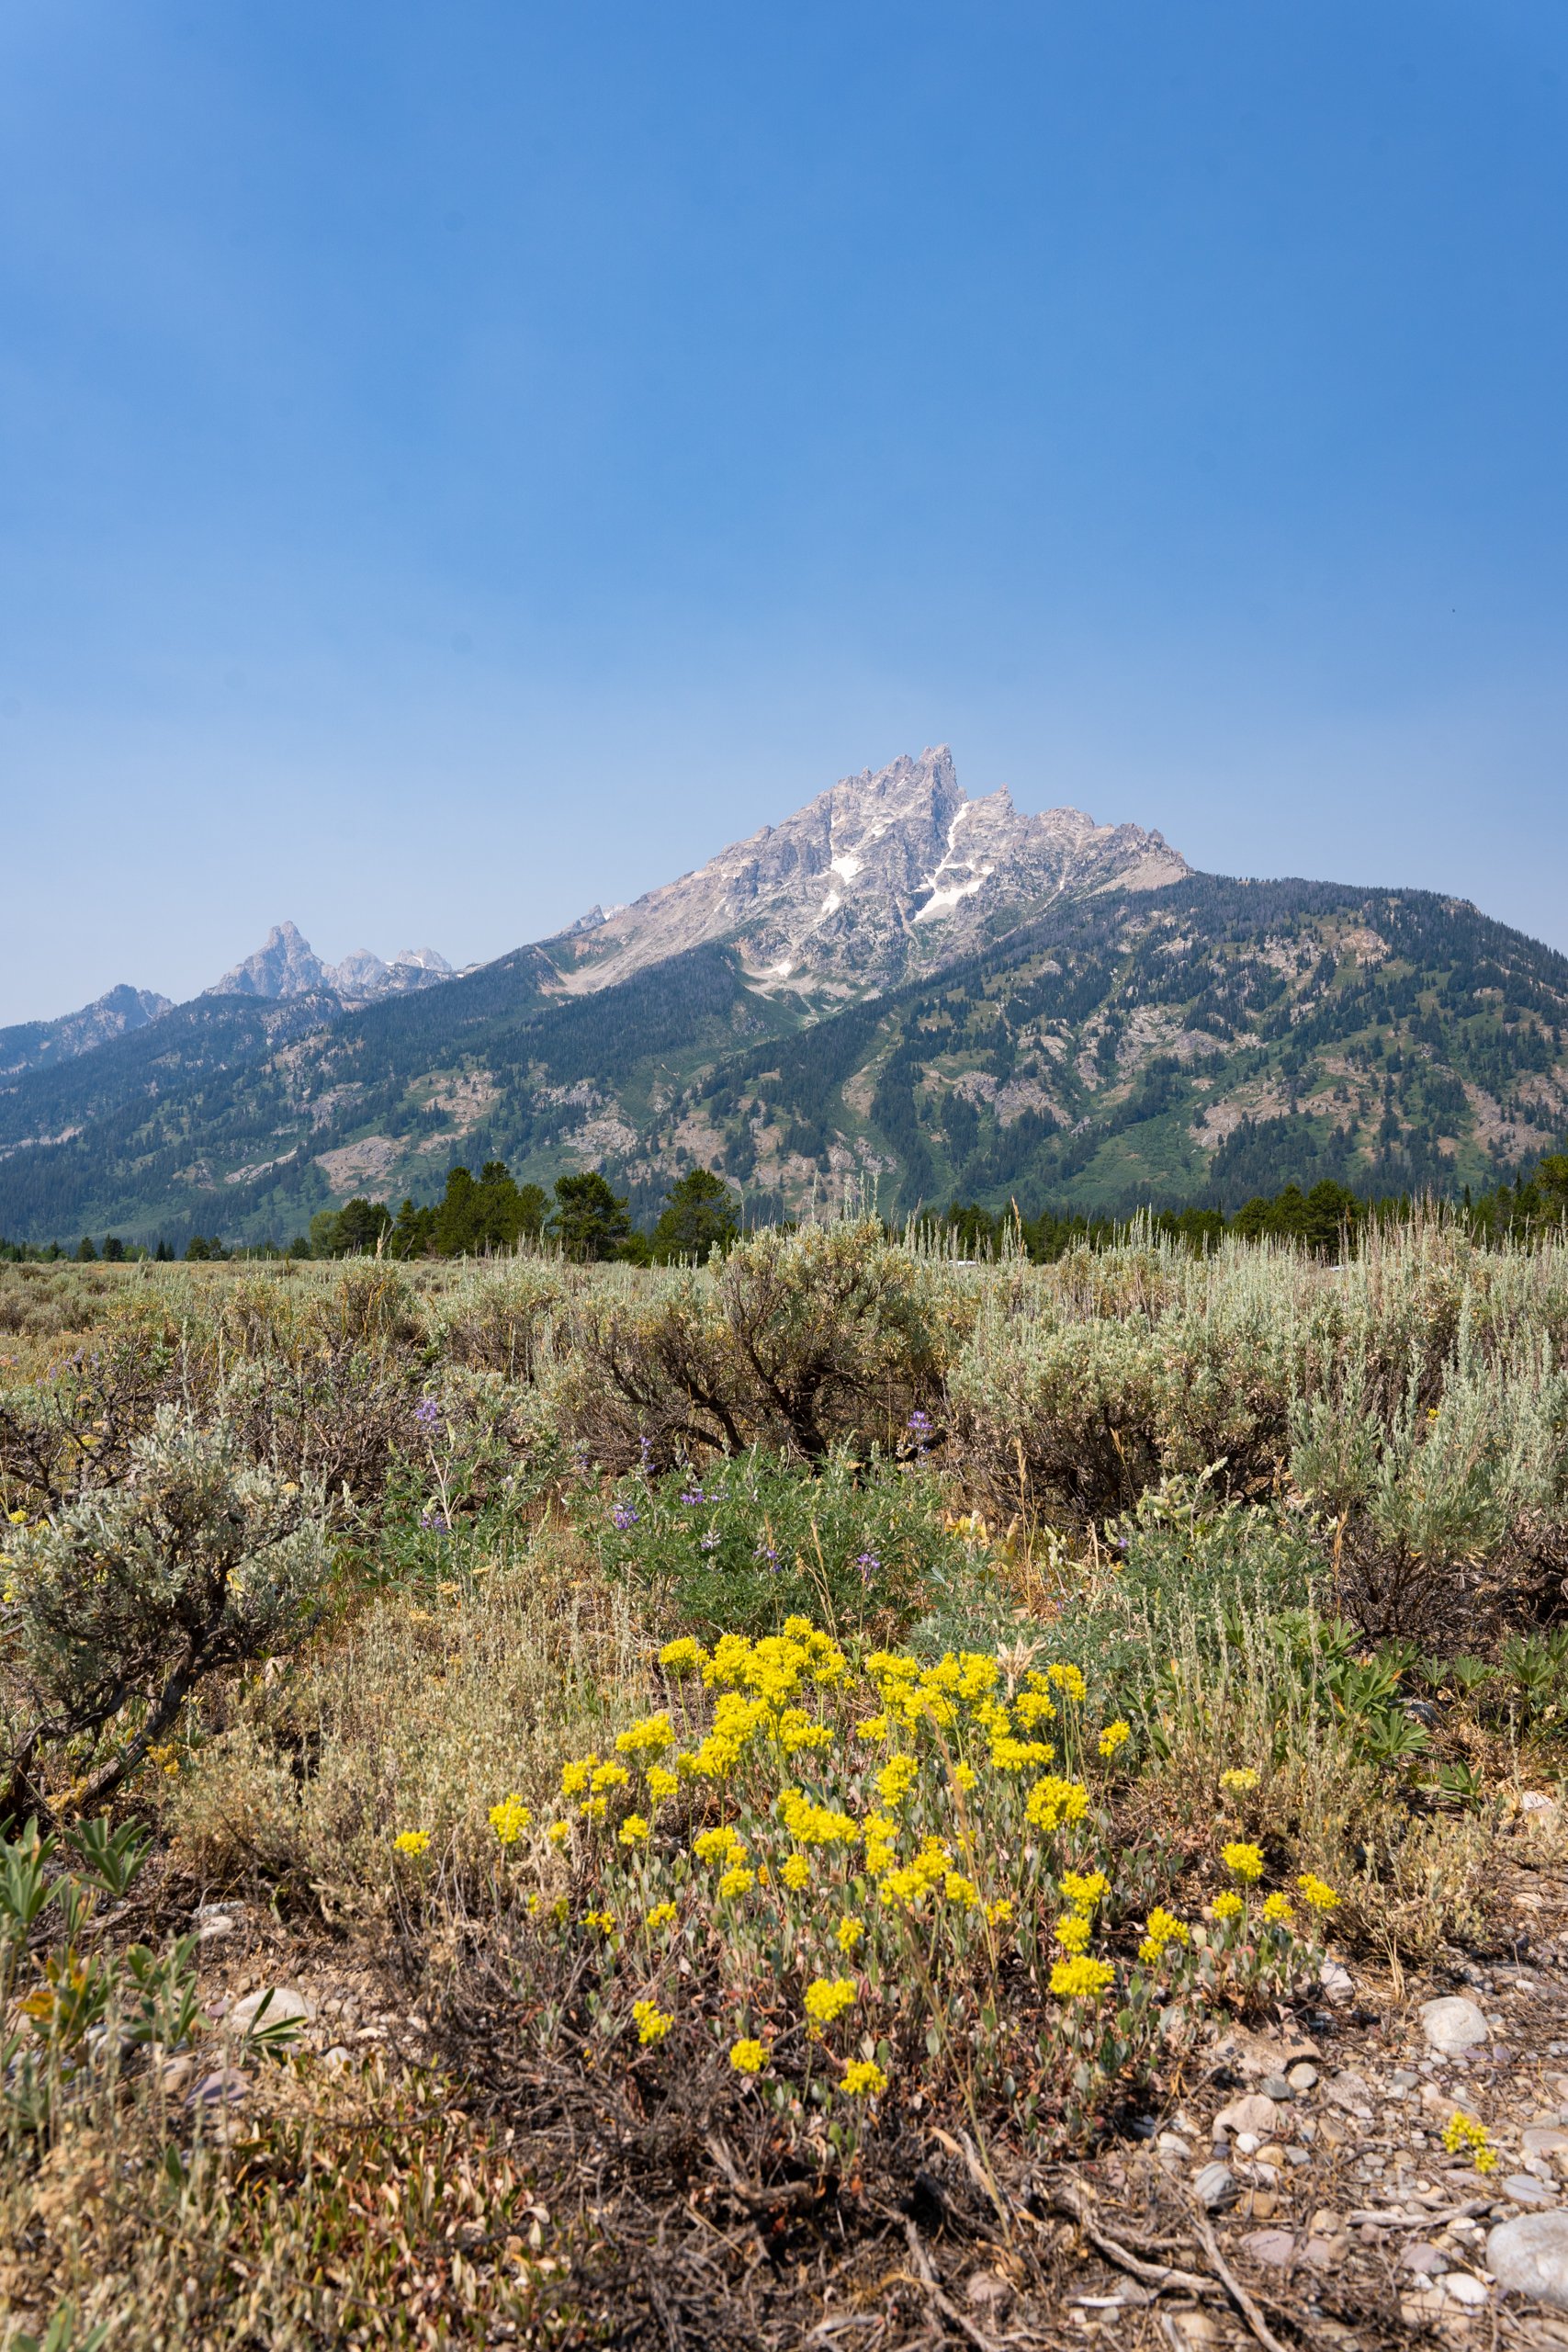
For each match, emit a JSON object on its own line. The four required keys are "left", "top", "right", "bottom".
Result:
{"left": 4, "top": 1408, "right": 331, "bottom": 1814}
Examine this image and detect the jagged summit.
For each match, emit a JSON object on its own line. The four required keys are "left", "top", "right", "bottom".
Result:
{"left": 204, "top": 925, "right": 456, "bottom": 1006}
{"left": 547, "top": 746, "right": 1187, "bottom": 998}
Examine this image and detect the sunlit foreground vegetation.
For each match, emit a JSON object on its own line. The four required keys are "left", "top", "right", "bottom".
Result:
{"left": 2, "top": 1216, "right": 1566, "bottom": 2343}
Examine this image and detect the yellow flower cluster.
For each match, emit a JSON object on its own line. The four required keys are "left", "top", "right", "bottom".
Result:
{"left": 392, "top": 1828, "right": 430, "bottom": 1857}
{"left": 489, "top": 1795, "right": 532, "bottom": 1846}
{"left": 1296, "top": 1872, "right": 1339, "bottom": 1912}
{"left": 1097, "top": 1720, "right": 1131, "bottom": 1759}
{"left": 1050, "top": 1955, "right": 1114, "bottom": 1999}
{"left": 1138, "top": 1907, "right": 1188, "bottom": 1963}
{"left": 729, "top": 2037, "right": 768, "bottom": 2075}
{"left": 803, "top": 1975, "right": 857, "bottom": 2029}
{"left": 1025, "top": 1777, "right": 1091, "bottom": 1833}
{"left": 632, "top": 1999, "right": 673, "bottom": 2046}
{"left": 1442, "top": 2109, "right": 1496, "bottom": 2173}
{"left": 1220, "top": 1767, "right": 1259, "bottom": 1795}
{"left": 1222, "top": 1841, "right": 1264, "bottom": 1883}
{"left": 840, "top": 2059, "right": 887, "bottom": 2097}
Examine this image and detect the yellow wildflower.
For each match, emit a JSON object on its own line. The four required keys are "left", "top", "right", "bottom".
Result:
{"left": 781, "top": 1854, "right": 811, "bottom": 1891}
{"left": 489, "top": 1795, "right": 532, "bottom": 1846}
{"left": 1137, "top": 1907, "right": 1188, "bottom": 1963}
{"left": 1296, "top": 1872, "right": 1339, "bottom": 1912}
{"left": 729, "top": 2037, "right": 767, "bottom": 2075}
{"left": 840, "top": 2058, "right": 887, "bottom": 2097}
{"left": 1261, "top": 1893, "right": 1293, "bottom": 1925}
{"left": 1024, "top": 1776, "right": 1090, "bottom": 1833}
{"left": 646, "top": 1765, "right": 679, "bottom": 1802}
{"left": 632, "top": 1999, "right": 672, "bottom": 2046}
{"left": 615, "top": 1712, "right": 675, "bottom": 1756}
{"left": 1220, "top": 1767, "right": 1259, "bottom": 1795}
{"left": 1060, "top": 1870, "right": 1109, "bottom": 1914}
{"left": 1222, "top": 1841, "right": 1264, "bottom": 1883}
{"left": 618, "top": 1814, "right": 650, "bottom": 1848}
{"left": 990, "top": 1736, "right": 1055, "bottom": 1772}
{"left": 952, "top": 1761, "right": 978, "bottom": 1793}
{"left": 803, "top": 1976, "right": 857, "bottom": 2029}
{"left": 836, "top": 1915, "right": 864, "bottom": 1954}
{"left": 547, "top": 1819, "right": 571, "bottom": 1849}
{"left": 1051, "top": 1955, "right": 1114, "bottom": 1998}
{"left": 646, "top": 1901, "right": 678, "bottom": 1929}
{"left": 660, "top": 1636, "right": 707, "bottom": 1675}
{"left": 1014, "top": 1688, "right": 1056, "bottom": 1729}
{"left": 943, "top": 1871, "right": 979, "bottom": 1908}
{"left": 694, "top": 1826, "right": 747, "bottom": 1864}
{"left": 985, "top": 1899, "right": 1013, "bottom": 1927}
{"left": 875, "top": 1754, "right": 919, "bottom": 1807}
{"left": 1442, "top": 2110, "right": 1495, "bottom": 2172}
{"left": 855, "top": 1713, "right": 890, "bottom": 1742}
{"left": 581, "top": 1795, "right": 608, "bottom": 1825}
{"left": 1054, "top": 1913, "right": 1090, "bottom": 1952}
{"left": 1046, "top": 1663, "right": 1088, "bottom": 1704}
{"left": 583, "top": 1908, "right": 615, "bottom": 1932}
{"left": 716, "top": 1866, "right": 754, "bottom": 1899}
{"left": 392, "top": 1829, "right": 430, "bottom": 1856}
{"left": 591, "top": 1760, "right": 630, "bottom": 1793}
{"left": 1098, "top": 1720, "right": 1131, "bottom": 1759}
{"left": 1211, "top": 1890, "right": 1245, "bottom": 1921}
{"left": 560, "top": 1756, "right": 599, "bottom": 1798}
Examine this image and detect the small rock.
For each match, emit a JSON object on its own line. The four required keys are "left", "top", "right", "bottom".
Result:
{"left": 1301, "top": 2236, "right": 1341, "bottom": 2269}
{"left": 1392, "top": 2068, "right": 1420, "bottom": 2090}
{"left": 1421, "top": 1996, "right": 1491, "bottom": 2055}
{"left": 1245, "top": 2190, "right": 1280, "bottom": 2218}
{"left": 322, "top": 2045, "right": 353, "bottom": 2070}
{"left": 1213, "top": 2093, "right": 1280, "bottom": 2140}
{"left": 1287, "top": 2061, "right": 1319, "bottom": 2091}
{"left": 1170, "top": 2314, "right": 1221, "bottom": 2345}
{"left": 1194, "top": 2162, "right": 1238, "bottom": 2211}
{"left": 1157, "top": 2132, "right": 1192, "bottom": 2158}
{"left": 1401, "top": 2243, "right": 1449, "bottom": 2276}
{"left": 1488, "top": 2211, "right": 1568, "bottom": 2308}
{"left": 1503, "top": 2176, "right": 1555, "bottom": 2209}
{"left": 158, "top": 2053, "right": 194, "bottom": 2094}
{"left": 1235, "top": 2131, "right": 1261, "bottom": 2156}
{"left": 1523, "top": 1792, "right": 1560, "bottom": 1819}
{"left": 1423, "top": 2081, "right": 1481, "bottom": 2125}
{"left": 1240, "top": 2228, "right": 1294, "bottom": 2267}
{"left": 188, "top": 2065, "right": 249, "bottom": 2108}
{"left": 1441, "top": 2270, "right": 1489, "bottom": 2308}
{"left": 1523, "top": 2129, "right": 1568, "bottom": 2158}
{"left": 195, "top": 1911, "right": 235, "bottom": 1943}
{"left": 1259, "top": 2073, "right": 1294, "bottom": 2101}
{"left": 230, "top": 1985, "right": 315, "bottom": 2036}
{"left": 1324, "top": 2069, "right": 1375, "bottom": 2115}
{"left": 1319, "top": 1959, "right": 1354, "bottom": 2002}
{"left": 964, "top": 2271, "right": 1012, "bottom": 2313}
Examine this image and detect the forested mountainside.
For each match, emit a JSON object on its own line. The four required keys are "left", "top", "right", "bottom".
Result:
{"left": 2, "top": 866, "right": 1565, "bottom": 1245}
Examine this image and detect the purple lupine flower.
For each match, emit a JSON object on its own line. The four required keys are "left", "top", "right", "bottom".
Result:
{"left": 754, "top": 1544, "right": 781, "bottom": 1571}
{"left": 854, "top": 1551, "right": 880, "bottom": 1585}
{"left": 699, "top": 1529, "right": 721, "bottom": 1552}
{"left": 680, "top": 1487, "right": 706, "bottom": 1508}
{"left": 611, "top": 1502, "right": 640, "bottom": 1532}
{"left": 420, "top": 1510, "right": 449, "bottom": 1533}
{"left": 414, "top": 1397, "right": 441, "bottom": 1430}
{"left": 907, "top": 1410, "right": 933, "bottom": 1436}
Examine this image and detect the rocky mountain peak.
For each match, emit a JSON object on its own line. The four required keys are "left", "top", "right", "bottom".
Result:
{"left": 548, "top": 747, "right": 1188, "bottom": 999}
{"left": 204, "top": 927, "right": 457, "bottom": 1007}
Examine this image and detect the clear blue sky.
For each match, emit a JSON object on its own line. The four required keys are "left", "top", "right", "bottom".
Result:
{"left": 2, "top": 2, "right": 1566, "bottom": 1023}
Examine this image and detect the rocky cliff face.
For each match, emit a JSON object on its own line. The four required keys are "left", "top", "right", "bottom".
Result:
{"left": 547, "top": 747, "right": 1187, "bottom": 1001}
{"left": 204, "top": 923, "right": 456, "bottom": 1005}
{"left": 0, "top": 984, "right": 173, "bottom": 1080}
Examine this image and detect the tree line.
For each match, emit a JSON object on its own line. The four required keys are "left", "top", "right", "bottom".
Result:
{"left": 6, "top": 1150, "right": 1568, "bottom": 1270}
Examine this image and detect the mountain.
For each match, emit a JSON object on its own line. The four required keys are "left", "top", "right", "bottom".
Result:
{"left": 551, "top": 747, "right": 1186, "bottom": 1004}
{"left": 204, "top": 922, "right": 457, "bottom": 1005}
{"left": 0, "top": 985, "right": 173, "bottom": 1080}
{"left": 1, "top": 749, "right": 1565, "bottom": 1245}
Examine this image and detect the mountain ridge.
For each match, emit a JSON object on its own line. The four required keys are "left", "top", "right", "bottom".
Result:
{"left": 1, "top": 750, "right": 1564, "bottom": 1243}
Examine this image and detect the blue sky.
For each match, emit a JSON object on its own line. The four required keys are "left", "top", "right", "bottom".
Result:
{"left": 2, "top": 1, "right": 1565, "bottom": 1023}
